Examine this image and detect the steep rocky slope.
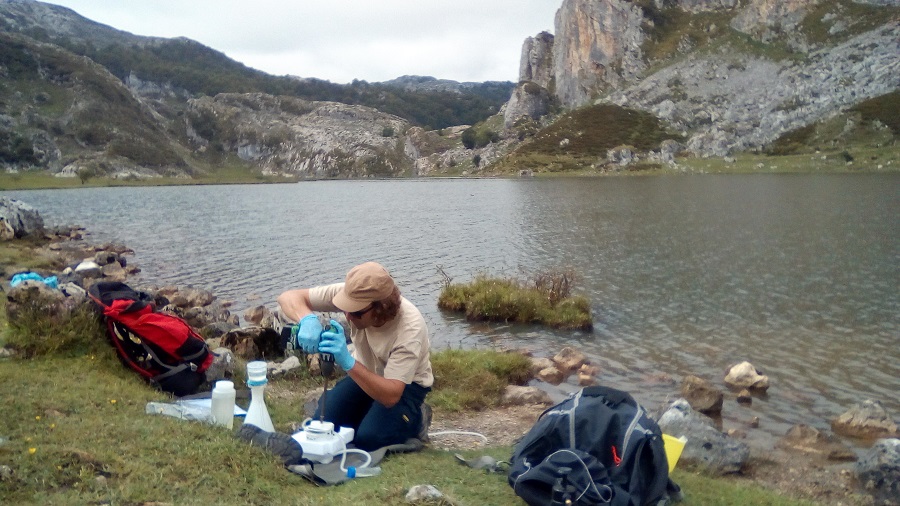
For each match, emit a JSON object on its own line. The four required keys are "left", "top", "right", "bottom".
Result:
{"left": 504, "top": 0, "right": 899, "bottom": 159}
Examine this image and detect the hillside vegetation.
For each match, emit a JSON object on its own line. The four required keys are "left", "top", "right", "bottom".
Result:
{"left": 0, "top": 0, "right": 896, "bottom": 182}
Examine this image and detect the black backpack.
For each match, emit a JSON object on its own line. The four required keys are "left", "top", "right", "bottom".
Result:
{"left": 88, "top": 281, "right": 213, "bottom": 397}
{"left": 508, "top": 386, "right": 678, "bottom": 506}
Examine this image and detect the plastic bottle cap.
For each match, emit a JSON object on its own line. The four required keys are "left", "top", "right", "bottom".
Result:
{"left": 214, "top": 380, "right": 235, "bottom": 392}
{"left": 346, "top": 466, "right": 356, "bottom": 478}
{"left": 246, "top": 361, "right": 268, "bottom": 383}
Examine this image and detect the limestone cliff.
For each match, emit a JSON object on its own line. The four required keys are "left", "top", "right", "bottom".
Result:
{"left": 186, "top": 94, "right": 412, "bottom": 178}
{"left": 506, "top": 0, "right": 899, "bottom": 157}
{"left": 553, "top": 0, "right": 647, "bottom": 108}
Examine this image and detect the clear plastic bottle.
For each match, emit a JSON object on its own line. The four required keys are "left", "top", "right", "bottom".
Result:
{"left": 210, "top": 380, "right": 236, "bottom": 429}
{"left": 243, "top": 361, "right": 275, "bottom": 432}
{"left": 346, "top": 465, "right": 382, "bottom": 478}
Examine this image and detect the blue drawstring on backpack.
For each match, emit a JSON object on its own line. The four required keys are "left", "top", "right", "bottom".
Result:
{"left": 10, "top": 272, "right": 59, "bottom": 289}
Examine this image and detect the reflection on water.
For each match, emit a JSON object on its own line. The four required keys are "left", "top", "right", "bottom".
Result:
{"left": 4, "top": 174, "right": 898, "bottom": 450}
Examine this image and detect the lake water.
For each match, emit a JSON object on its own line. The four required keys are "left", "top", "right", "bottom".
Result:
{"left": 4, "top": 174, "right": 898, "bottom": 452}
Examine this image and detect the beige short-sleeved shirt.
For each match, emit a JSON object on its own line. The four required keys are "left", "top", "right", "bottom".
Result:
{"left": 308, "top": 283, "right": 433, "bottom": 388}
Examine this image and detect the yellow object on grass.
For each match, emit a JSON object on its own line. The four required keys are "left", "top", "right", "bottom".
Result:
{"left": 662, "top": 434, "right": 687, "bottom": 472}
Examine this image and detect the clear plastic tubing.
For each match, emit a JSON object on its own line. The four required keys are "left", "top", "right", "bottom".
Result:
{"left": 243, "top": 361, "right": 275, "bottom": 432}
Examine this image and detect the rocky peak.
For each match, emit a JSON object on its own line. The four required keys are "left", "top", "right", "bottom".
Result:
{"left": 0, "top": 0, "right": 161, "bottom": 48}
{"left": 518, "top": 31, "right": 555, "bottom": 89}
{"left": 552, "top": 0, "right": 647, "bottom": 108}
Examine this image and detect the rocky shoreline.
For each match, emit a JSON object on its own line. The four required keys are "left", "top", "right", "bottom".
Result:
{"left": 2, "top": 198, "right": 898, "bottom": 505}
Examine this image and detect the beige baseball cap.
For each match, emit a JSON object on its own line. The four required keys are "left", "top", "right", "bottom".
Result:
{"left": 332, "top": 262, "right": 396, "bottom": 312}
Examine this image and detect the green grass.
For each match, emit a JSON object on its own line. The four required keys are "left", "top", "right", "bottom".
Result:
{"left": 492, "top": 103, "right": 684, "bottom": 174}
{"left": 799, "top": 0, "right": 897, "bottom": 45}
{"left": 0, "top": 352, "right": 820, "bottom": 505}
{"left": 0, "top": 169, "right": 299, "bottom": 190}
{"left": 429, "top": 349, "right": 533, "bottom": 412}
{"left": 0, "top": 241, "right": 839, "bottom": 505}
{"left": 438, "top": 271, "right": 593, "bottom": 331}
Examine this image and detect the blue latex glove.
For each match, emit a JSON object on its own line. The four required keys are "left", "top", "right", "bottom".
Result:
{"left": 293, "top": 314, "right": 323, "bottom": 353}
{"left": 318, "top": 320, "right": 355, "bottom": 371}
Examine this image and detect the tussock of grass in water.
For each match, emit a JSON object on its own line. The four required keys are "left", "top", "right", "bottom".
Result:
{"left": 438, "top": 269, "right": 593, "bottom": 330}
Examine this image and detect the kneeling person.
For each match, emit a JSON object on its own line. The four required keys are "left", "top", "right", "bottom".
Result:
{"left": 277, "top": 262, "right": 433, "bottom": 451}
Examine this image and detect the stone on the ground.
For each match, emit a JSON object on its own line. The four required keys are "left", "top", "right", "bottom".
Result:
{"left": 724, "top": 361, "right": 770, "bottom": 391}
{"left": 680, "top": 375, "right": 724, "bottom": 414}
{"left": 658, "top": 399, "right": 750, "bottom": 475}
{"left": 832, "top": 400, "right": 899, "bottom": 439}
{"left": 5, "top": 281, "right": 68, "bottom": 324}
{"left": 93, "top": 250, "right": 121, "bottom": 267}
{"left": 221, "top": 327, "right": 282, "bottom": 360}
{"left": 100, "top": 262, "right": 126, "bottom": 282}
{"left": 854, "top": 438, "right": 900, "bottom": 505}
{"left": 405, "top": 484, "right": 444, "bottom": 502}
{"left": 244, "top": 305, "right": 270, "bottom": 325}
{"left": 270, "top": 355, "right": 301, "bottom": 378}
{"left": 502, "top": 385, "right": 552, "bottom": 406}
{"left": 737, "top": 389, "right": 753, "bottom": 405}
{"left": 205, "top": 348, "right": 235, "bottom": 383}
{"left": 74, "top": 260, "right": 101, "bottom": 278}
{"left": 0, "top": 197, "right": 44, "bottom": 239}
{"left": 202, "top": 321, "right": 239, "bottom": 339}
{"left": 775, "top": 424, "right": 857, "bottom": 461}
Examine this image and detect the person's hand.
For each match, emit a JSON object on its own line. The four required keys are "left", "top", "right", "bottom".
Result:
{"left": 292, "top": 314, "right": 323, "bottom": 353}
{"left": 318, "top": 320, "right": 355, "bottom": 371}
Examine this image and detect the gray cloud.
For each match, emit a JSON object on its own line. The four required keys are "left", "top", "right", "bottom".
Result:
{"left": 46, "top": 0, "right": 559, "bottom": 83}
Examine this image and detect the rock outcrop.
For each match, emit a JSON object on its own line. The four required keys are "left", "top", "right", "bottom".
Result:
{"left": 552, "top": 0, "right": 647, "bottom": 108}
{"left": 0, "top": 197, "right": 44, "bottom": 239}
{"left": 658, "top": 399, "right": 751, "bottom": 474}
{"left": 854, "top": 438, "right": 900, "bottom": 504}
{"left": 187, "top": 94, "right": 412, "bottom": 178}
{"left": 507, "top": 0, "right": 899, "bottom": 158}
{"left": 504, "top": 31, "right": 557, "bottom": 128}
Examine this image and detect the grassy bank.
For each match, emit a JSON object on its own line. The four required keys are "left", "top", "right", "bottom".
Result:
{"left": 0, "top": 240, "right": 820, "bottom": 505}
{"left": 0, "top": 166, "right": 298, "bottom": 191}
{"left": 0, "top": 354, "right": 818, "bottom": 505}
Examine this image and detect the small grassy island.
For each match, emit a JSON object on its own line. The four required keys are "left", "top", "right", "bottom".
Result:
{"left": 437, "top": 268, "right": 593, "bottom": 331}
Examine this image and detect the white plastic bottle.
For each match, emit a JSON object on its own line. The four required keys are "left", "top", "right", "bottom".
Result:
{"left": 243, "top": 361, "right": 275, "bottom": 432}
{"left": 210, "top": 380, "right": 236, "bottom": 429}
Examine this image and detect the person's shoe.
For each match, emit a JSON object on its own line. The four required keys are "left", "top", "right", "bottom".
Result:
{"left": 417, "top": 402, "right": 432, "bottom": 442}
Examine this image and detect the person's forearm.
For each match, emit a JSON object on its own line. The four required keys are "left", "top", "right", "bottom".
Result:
{"left": 276, "top": 289, "right": 314, "bottom": 322}
{"left": 347, "top": 363, "right": 405, "bottom": 407}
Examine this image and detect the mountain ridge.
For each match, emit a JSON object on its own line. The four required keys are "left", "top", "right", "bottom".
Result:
{"left": 0, "top": 0, "right": 897, "bottom": 179}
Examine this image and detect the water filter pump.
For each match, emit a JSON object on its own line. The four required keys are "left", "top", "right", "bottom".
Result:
{"left": 291, "top": 420, "right": 355, "bottom": 463}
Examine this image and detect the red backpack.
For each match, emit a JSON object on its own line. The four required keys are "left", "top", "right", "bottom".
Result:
{"left": 88, "top": 281, "right": 213, "bottom": 396}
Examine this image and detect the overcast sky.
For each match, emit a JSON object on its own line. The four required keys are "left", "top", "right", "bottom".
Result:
{"left": 43, "top": 0, "right": 561, "bottom": 84}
